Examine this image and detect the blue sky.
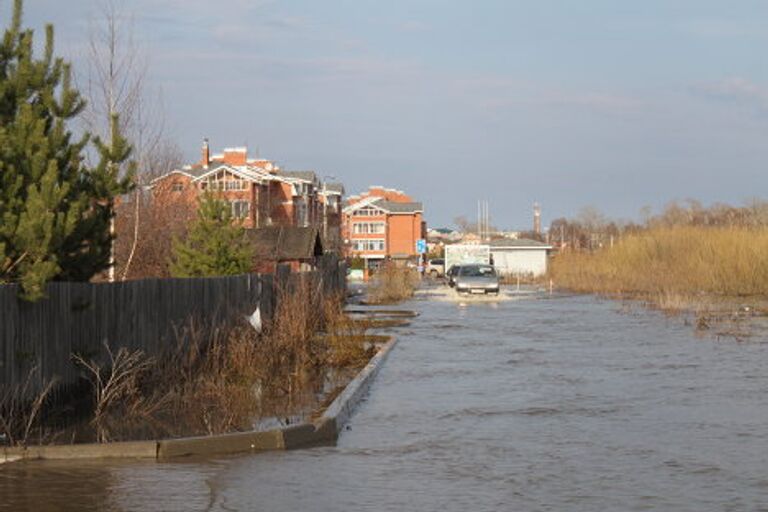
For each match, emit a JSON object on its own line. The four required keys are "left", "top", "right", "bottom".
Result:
{"left": 13, "top": 0, "right": 768, "bottom": 228}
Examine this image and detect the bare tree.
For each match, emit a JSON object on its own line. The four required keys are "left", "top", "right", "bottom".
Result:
{"left": 82, "top": 0, "right": 183, "bottom": 280}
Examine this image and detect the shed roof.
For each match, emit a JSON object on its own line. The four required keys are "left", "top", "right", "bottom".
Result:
{"left": 246, "top": 226, "right": 324, "bottom": 260}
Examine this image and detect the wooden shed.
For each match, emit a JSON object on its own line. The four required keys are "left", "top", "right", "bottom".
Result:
{"left": 247, "top": 226, "right": 324, "bottom": 273}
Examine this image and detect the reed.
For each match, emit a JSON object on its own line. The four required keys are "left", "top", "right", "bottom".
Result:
{"left": 367, "top": 264, "right": 419, "bottom": 304}
{"left": 550, "top": 226, "right": 768, "bottom": 302}
{"left": 73, "top": 283, "right": 371, "bottom": 440}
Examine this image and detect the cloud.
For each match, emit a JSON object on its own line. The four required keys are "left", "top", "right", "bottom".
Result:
{"left": 693, "top": 77, "right": 768, "bottom": 111}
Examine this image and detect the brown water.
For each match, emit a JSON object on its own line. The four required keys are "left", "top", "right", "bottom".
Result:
{"left": 2, "top": 289, "right": 768, "bottom": 511}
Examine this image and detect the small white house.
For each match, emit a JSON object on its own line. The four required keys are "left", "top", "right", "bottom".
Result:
{"left": 490, "top": 238, "right": 552, "bottom": 277}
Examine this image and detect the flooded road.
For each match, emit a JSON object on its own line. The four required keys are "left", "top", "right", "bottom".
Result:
{"left": 3, "top": 289, "right": 768, "bottom": 511}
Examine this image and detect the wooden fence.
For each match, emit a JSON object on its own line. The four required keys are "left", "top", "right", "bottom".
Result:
{"left": 0, "top": 256, "right": 346, "bottom": 394}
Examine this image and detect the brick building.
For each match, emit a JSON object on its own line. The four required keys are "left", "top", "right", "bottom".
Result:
{"left": 150, "top": 140, "right": 344, "bottom": 249}
{"left": 342, "top": 186, "right": 425, "bottom": 271}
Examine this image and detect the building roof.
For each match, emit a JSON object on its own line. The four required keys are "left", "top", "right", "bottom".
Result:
{"left": 324, "top": 182, "right": 345, "bottom": 194}
{"left": 246, "top": 226, "right": 324, "bottom": 260}
{"left": 343, "top": 196, "right": 423, "bottom": 215}
{"left": 148, "top": 167, "right": 205, "bottom": 184}
{"left": 374, "top": 199, "right": 423, "bottom": 213}
{"left": 489, "top": 238, "right": 552, "bottom": 249}
{"left": 277, "top": 170, "right": 318, "bottom": 183}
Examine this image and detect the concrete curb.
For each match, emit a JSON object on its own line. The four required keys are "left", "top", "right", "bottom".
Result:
{"left": 1, "top": 337, "right": 398, "bottom": 464}
{"left": 2, "top": 440, "right": 157, "bottom": 463}
{"left": 314, "top": 335, "right": 398, "bottom": 438}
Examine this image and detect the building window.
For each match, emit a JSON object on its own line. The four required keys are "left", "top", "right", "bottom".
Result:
{"left": 171, "top": 182, "right": 183, "bottom": 192}
{"left": 352, "top": 239, "right": 385, "bottom": 251}
{"left": 231, "top": 200, "right": 250, "bottom": 219}
{"left": 353, "top": 222, "right": 385, "bottom": 234}
{"left": 201, "top": 175, "right": 246, "bottom": 191}
{"left": 225, "top": 180, "right": 245, "bottom": 191}
{"left": 356, "top": 206, "right": 384, "bottom": 216}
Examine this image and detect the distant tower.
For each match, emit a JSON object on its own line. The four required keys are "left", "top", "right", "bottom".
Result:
{"left": 533, "top": 202, "right": 541, "bottom": 235}
{"left": 201, "top": 138, "right": 210, "bottom": 169}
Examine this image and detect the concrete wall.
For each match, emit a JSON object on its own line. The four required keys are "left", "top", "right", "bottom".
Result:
{"left": 492, "top": 248, "right": 549, "bottom": 276}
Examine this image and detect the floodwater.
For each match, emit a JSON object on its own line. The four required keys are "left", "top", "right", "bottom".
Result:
{"left": 3, "top": 286, "right": 768, "bottom": 511}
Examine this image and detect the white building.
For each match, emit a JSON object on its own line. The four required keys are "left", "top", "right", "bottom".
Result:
{"left": 490, "top": 238, "right": 552, "bottom": 277}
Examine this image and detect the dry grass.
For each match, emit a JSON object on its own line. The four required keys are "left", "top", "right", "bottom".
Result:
{"left": 0, "top": 367, "right": 57, "bottom": 447}
{"left": 73, "top": 344, "right": 156, "bottom": 443}
{"left": 70, "top": 280, "right": 376, "bottom": 440}
{"left": 322, "top": 298, "right": 377, "bottom": 368}
{"left": 4, "top": 280, "right": 381, "bottom": 444}
{"left": 367, "top": 264, "right": 419, "bottom": 304}
{"left": 550, "top": 226, "right": 768, "bottom": 300}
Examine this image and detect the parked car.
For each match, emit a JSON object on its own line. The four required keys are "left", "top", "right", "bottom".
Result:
{"left": 446, "top": 265, "right": 461, "bottom": 287}
{"left": 426, "top": 258, "right": 445, "bottom": 277}
{"left": 454, "top": 264, "right": 499, "bottom": 295}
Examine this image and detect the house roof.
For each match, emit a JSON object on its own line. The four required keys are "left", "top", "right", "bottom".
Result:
{"left": 277, "top": 170, "right": 318, "bottom": 183}
{"left": 489, "top": 238, "right": 552, "bottom": 249}
{"left": 375, "top": 199, "right": 423, "bottom": 213}
{"left": 324, "top": 182, "right": 344, "bottom": 194}
{"left": 343, "top": 196, "right": 423, "bottom": 215}
{"left": 192, "top": 164, "right": 272, "bottom": 183}
{"left": 246, "top": 226, "right": 324, "bottom": 260}
{"left": 342, "top": 195, "right": 382, "bottom": 213}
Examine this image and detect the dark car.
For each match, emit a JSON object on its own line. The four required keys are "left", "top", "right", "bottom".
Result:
{"left": 454, "top": 264, "right": 499, "bottom": 295}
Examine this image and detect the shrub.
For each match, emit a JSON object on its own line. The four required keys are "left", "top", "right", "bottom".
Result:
{"left": 367, "top": 264, "right": 419, "bottom": 304}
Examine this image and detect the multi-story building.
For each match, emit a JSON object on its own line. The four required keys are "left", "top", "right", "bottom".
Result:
{"left": 151, "top": 140, "right": 344, "bottom": 245}
{"left": 342, "top": 186, "right": 425, "bottom": 271}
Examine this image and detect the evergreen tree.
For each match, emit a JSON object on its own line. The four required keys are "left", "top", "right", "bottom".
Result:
{"left": 0, "top": 0, "right": 134, "bottom": 300}
{"left": 170, "top": 195, "right": 254, "bottom": 278}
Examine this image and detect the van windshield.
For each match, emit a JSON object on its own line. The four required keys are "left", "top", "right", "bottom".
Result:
{"left": 459, "top": 265, "right": 495, "bottom": 277}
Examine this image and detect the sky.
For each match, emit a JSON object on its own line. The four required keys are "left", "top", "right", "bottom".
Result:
{"left": 11, "top": 0, "right": 768, "bottom": 229}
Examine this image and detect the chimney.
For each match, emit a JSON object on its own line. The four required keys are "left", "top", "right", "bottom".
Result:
{"left": 223, "top": 147, "right": 248, "bottom": 166}
{"left": 201, "top": 138, "right": 210, "bottom": 169}
{"left": 533, "top": 202, "right": 542, "bottom": 235}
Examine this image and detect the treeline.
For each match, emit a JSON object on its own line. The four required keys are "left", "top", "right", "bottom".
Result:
{"left": 548, "top": 199, "right": 768, "bottom": 251}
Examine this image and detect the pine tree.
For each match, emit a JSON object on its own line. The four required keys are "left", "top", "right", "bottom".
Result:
{"left": 0, "top": 0, "right": 134, "bottom": 300}
{"left": 170, "top": 195, "right": 254, "bottom": 278}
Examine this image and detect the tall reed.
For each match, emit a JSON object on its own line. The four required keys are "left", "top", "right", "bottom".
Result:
{"left": 550, "top": 226, "right": 768, "bottom": 298}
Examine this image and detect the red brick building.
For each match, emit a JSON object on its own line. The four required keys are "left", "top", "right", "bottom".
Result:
{"left": 150, "top": 140, "right": 344, "bottom": 248}
{"left": 342, "top": 186, "right": 425, "bottom": 270}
